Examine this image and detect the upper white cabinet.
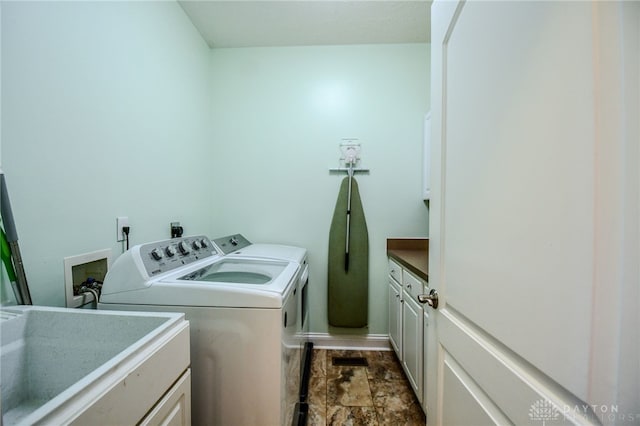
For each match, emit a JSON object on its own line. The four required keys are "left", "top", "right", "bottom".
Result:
{"left": 422, "top": 112, "right": 431, "bottom": 200}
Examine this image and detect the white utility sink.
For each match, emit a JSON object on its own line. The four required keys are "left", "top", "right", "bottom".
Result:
{"left": 1, "top": 306, "right": 191, "bottom": 425}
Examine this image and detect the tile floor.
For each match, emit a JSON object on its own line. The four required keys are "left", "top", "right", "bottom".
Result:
{"left": 307, "top": 349, "right": 426, "bottom": 426}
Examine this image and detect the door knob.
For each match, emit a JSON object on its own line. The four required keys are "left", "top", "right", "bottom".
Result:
{"left": 417, "top": 289, "right": 439, "bottom": 309}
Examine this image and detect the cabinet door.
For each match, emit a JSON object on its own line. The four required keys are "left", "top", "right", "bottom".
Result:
{"left": 388, "top": 277, "right": 402, "bottom": 356}
{"left": 140, "top": 369, "right": 191, "bottom": 426}
{"left": 402, "top": 269, "right": 424, "bottom": 299}
{"left": 388, "top": 258, "right": 403, "bottom": 284}
{"left": 402, "top": 293, "right": 423, "bottom": 402}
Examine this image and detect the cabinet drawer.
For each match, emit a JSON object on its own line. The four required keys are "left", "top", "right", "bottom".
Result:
{"left": 389, "top": 275, "right": 402, "bottom": 293}
{"left": 388, "top": 258, "right": 403, "bottom": 284}
{"left": 402, "top": 269, "right": 424, "bottom": 299}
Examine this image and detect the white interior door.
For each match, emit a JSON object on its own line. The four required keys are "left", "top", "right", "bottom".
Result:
{"left": 427, "top": 1, "right": 639, "bottom": 425}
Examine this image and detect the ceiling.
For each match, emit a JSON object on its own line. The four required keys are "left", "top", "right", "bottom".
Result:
{"left": 178, "top": 1, "right": 431, "bottom": 48}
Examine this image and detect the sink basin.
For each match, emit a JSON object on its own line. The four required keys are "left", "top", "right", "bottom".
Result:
{"left": 1, "top": 306, "right": 188, "bottom": 425}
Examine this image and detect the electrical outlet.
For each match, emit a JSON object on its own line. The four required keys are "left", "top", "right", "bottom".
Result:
{"left": 171, "top": 221, "right": 183, "bottom": 238}
{"left": 116, "top": 217, "right": 129, "bottom": 242}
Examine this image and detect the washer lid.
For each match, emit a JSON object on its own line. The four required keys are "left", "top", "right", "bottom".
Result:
{"left": 179, "top": 259, "right": 288, "bottom": 285}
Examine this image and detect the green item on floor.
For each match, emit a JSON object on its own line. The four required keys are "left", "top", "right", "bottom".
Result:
{"left": 328, "top": 176, "right": 369, "bottom": 328}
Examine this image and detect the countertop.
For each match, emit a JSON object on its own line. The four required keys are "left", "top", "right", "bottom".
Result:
{"left": 386, "top": 238, "right": 429, "bottom": 282}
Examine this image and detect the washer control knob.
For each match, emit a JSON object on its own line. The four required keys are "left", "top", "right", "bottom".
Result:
{"left": 200, "top": 239, "right": 208, "bottom": 248}
{"left": 192, "top": 240, "right": 202, "bottom": 250}
{"left": 166, "top": 245, "right": 177, "bottom": 257}
{"left": 230, "top": 237, "right": 239, "bottom": 246}
{"left": 151, "top": 248, "right": 164, "bottom": 260}
{"left": 178, "top": 241, "right": 191, "bottom": 255}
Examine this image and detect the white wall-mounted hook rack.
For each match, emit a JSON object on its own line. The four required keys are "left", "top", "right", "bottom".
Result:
{"left": 340, "top": 139, "right": 361, "bottom": 166}
{"left": 329, "top": 139, "right": 370, "bottom": 175}
{"left": 329, "top": 167, "right": 370, "bottom": 174}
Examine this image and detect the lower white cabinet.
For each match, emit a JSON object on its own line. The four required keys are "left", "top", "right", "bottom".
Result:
{"left": 387, "top": 258, "right": 425, "bottom": 404}
{"left": 66, "top": 314, "right": 192, "bottom": 426}
{"left": 140, "top": 369, "right": 191, "bottom": 426}
{"left": 388, "top": 277, "right": 403, "bottom": 354}
{"left": 402, "top": 291, "right": 423, "bottom": 401}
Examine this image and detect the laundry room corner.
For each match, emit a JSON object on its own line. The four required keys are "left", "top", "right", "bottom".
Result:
{"left": 208, "top": 44, "right": 431, "bottom": 339}
{"left": 1, "top": 1, "right": 214, "bottom": 306}
{"left": 1, "top": 1, "right": 431, "bottom": 341}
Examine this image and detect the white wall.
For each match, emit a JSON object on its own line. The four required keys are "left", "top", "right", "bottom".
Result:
{"left": 209, "top": 44, "right": 430, "bottom": 334}
{"left": 1, "top": 2, "right": 430, "bottom": 336}
{"left": 1, "top": 1, "right": 212, "bottom": 305}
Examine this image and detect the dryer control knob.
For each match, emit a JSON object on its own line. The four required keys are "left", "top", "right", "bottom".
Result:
{"left": 178, "top": 241, "right": 191, "bottom": 255}
{"left": 192, "top": 240, "right": 202, "bottom": 250}
{"left": 166, "top": 245, "right": 177, "bottom": 257}
{"left": 151, "top": 248, "right": 164, "bottom": 261}
{"left": 200, "top": 239, "right": 208, "bottom": 248}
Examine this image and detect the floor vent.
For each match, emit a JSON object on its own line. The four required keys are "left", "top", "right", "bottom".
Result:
{"left": 332, "top": 356, "right": 369, "bottom": 367}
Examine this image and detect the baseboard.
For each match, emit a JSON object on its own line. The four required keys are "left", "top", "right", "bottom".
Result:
{"left": 308, "top": 333, "right": 392, "bottom": 351}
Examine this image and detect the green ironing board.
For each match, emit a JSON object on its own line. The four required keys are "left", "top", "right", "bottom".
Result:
{"left": 328, "top": 176, "right": 369, "bottom": 328}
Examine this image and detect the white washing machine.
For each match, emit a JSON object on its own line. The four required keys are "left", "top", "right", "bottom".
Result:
{"left": 212, "top": 234, "right": 312, "bottom": 423}
{"left": 98, "top": 235, "right": 307, "bottom": 426}
{"left": 212, "top": 234, "right": 309, "bottom": 338}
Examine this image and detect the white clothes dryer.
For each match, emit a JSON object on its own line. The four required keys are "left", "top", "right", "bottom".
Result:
{"left": 212, "top": 234, "right": 307, "bottom": 263}
{"left": 98, "top": 235, "right": 305, "bottom": 426}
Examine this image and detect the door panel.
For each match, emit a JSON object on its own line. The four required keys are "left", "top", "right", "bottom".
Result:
{"left": 439, "top": 312, "right": 592, "bottom": 424}
{"left": 441, "top": 353, "right": 509, "bottom": 426}
{"left": 428, "top": 1, "right": 639, "bottom": 425}
{"left": 443, "top": 0, "right": 594, "bottom": 398}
